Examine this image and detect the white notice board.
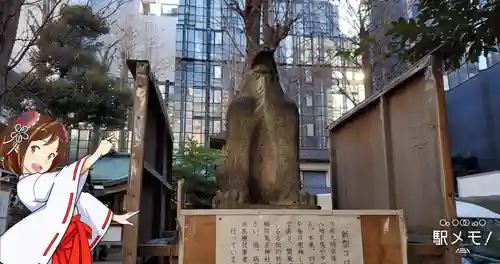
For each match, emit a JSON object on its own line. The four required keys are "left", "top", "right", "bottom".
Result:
{"left": 216, "top": 214, "right": 364, "bottom": 264}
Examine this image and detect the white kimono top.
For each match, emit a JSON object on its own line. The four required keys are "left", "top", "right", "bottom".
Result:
{"left": 0, "top": 157, "right": 113, "bottom": 264}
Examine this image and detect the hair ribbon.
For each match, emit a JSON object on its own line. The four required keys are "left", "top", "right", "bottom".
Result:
{"left": 3, "top": 111, "right": 40, "bottom": 156}
{"left": 3, "top": 124, "right": 29, "bottom": 155}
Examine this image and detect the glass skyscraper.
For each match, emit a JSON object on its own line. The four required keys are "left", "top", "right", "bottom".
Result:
{"left": 172, "top": 0, "right": 357, "bottom": 149}
{"left": 273, "top": 0, "right": 341, "bottom": 148}
{"left": 171, "top": 0, "right": 227, "bottom": 147}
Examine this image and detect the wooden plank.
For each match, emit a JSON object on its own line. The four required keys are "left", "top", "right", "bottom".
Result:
{"left": 181, "top": 215, "right": 216, "bottom": 264}
{"left": 379, "top": 96, "right": 397, "bottom": 209}
{"left": 430, "top": 57, "right": 460, "bottom": 264}
{"left": 359, "top": 215, "right": 406, "bottom": 264}
{"left": 330, "top": 105, "right": 389, "bottom": 210}
{"left": 122, "top": 61, "right": 150, "bottom": 264}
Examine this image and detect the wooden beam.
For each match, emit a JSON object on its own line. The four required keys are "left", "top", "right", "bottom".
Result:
{"left": 122, "top": 61, "right": 150, "bottom": 264}
{"left": 144, "top": 161, "right": 172, "bottom": 189}
{"left": 431, "top": 56, "right": 460, "bottom": 264}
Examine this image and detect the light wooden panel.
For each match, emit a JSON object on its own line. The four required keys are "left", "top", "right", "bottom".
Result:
{"left": 181, "top": 215, "right": 216, "bottom": 264}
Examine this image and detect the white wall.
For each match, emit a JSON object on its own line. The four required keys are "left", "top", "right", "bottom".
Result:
{"left": 457, "top": 171, "right": 500, "bottom": 197}
{"left": 104, "top": 0, "right": 177, "bottom": 81}
{"left": 11, "top": 0, "right": 58, "bottom": 72}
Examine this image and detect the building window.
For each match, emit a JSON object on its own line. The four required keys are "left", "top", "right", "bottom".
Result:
{"left": 302, "top": 170, "right": 328, "bottom": 194}
{"left": 214, "top": 65, "right": 222, "bottom": 79}
{"left": 443, "top": 74, "right": 449, "bottom": 91}
{"left": 305, "top": 95, "right": 313, "bottom": 107}
{"left": 142, "top": 3, "right": 151, "bottom": 15}
{"left": 214, "top": 32, "right": 222, "bottom": 45}
{"left": 161, "top": 4, "right": 177, "bottom": 15}
{"left": 306, "top": 123, "right": 314, "bottom": 136}
{"left": 212, "top": 90, "right": 222, "bottom": 103}
{"left": 305, "top": 70, "right": 313, "bottom": 83}
{"left": 447, "top": 71, "right": 459, "bottom": 89}
{"left": 487, "top": 45, "right": 500, "bottom": 67}
{"left": 68, "top": 129, "right": 92, "bottom": 162}
{"left": 211, "top": 119, "right": 221, "bottom": 133}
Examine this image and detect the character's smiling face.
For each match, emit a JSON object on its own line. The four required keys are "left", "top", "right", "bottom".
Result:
{"left": 22, "top": 136, "right": 59, "bottom": 174}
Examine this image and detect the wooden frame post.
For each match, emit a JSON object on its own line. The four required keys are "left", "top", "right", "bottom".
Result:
{"left": 176, "top": 179, "right": 184, "bottom": 229}
{"left": 122, "top": 61, "right": 150, "bottom": 264}
{"left": 431, "top": 56, "right": 460, "bottom": 264}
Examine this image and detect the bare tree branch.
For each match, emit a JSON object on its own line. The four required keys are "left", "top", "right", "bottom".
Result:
{"left": 225, "top": 0, "right": 244, "bottom": 18}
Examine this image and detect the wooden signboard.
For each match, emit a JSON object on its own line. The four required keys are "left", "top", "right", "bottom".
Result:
{"left": 179, "top": 210, "right": 407, "bottom": 264}
{"left": 328, "top": 56, "right": 458, "bottom": 263}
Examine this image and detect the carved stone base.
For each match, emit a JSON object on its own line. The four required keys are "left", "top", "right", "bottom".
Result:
{"left": 214, "top": 204, "right": 320, "bottom": 210}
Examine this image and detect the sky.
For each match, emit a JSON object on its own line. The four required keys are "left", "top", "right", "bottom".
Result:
{"left": 338, "top": 0, "right": 360, "bottom": 37}
{"left": 71, "top": 0, "right": 358, "bottom": 36}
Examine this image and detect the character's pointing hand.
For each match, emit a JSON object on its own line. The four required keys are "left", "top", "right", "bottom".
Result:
{"left": 95, "top": 135, "right": 116, "bottom": 157}
{"left": 112, "top": 211, "right": 139, "bottom": 226}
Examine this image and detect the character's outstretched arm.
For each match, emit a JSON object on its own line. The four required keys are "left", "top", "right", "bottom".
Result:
{"left": 81, "top": 136, "right": 115, "bottom": 174}
{"left": 32, "top": 156, "right": 93, "bottom": 204}
{"left": 77, "top": 193, "right": 139, "bottom": 250}
{"left": 77, "top": 136, "right": 114, "bottom": 194}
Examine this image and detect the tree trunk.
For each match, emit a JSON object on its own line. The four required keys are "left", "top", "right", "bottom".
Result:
{"left": 0, "top": 1, "right": 22, "bottom": 95}
{"left": 261, "top": 0, "right": 273, "bottom": 48}
{"left": 118, "top": 50, "right": 128, "bottom": 152}
{"left": 359, "top": 26, "right": 374, "bottom": 98}
{"left": 243, "top": 0, "right": 262, "bottom": 70}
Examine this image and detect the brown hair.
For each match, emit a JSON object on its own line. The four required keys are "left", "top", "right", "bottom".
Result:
{"left": 0, "top": 112, "right": 68, "bottom": 175}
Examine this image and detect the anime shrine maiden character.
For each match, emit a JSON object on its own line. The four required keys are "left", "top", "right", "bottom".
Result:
{"left": 0, "top": 111, "right": 138, "bottom": 264}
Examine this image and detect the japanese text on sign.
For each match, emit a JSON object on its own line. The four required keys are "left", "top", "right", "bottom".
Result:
{"left": 216, "top": 215, "right": 364, "bottom": 264}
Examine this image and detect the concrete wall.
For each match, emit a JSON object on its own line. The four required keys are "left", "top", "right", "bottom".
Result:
{"left": 445, "top": 62, "right": 500, "bottom": 172}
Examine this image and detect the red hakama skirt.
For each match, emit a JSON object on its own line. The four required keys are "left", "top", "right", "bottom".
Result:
{"left": 52, "top": 215, "right": 92, "bottom": 264}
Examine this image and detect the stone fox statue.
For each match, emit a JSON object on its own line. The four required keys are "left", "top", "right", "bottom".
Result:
{"left": 213, "top": 50, "right": 316, "bottom": 208}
